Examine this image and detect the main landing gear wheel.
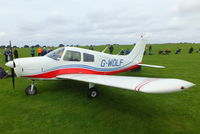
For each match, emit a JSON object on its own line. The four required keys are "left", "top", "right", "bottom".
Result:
{"left": 25, "top": 85, "right": 37, "bottom": 96}
{"left": 87, "top": 88, "right": 98, "bottom": 98}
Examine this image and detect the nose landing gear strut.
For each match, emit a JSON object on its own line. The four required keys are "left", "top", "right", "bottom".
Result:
{"left": 25, "top": 80, "right": 37, "bottom": 96}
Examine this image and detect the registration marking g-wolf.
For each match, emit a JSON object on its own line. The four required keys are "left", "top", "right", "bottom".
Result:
{"left": 100, "top": 59, "right": 124, "bottom": 67}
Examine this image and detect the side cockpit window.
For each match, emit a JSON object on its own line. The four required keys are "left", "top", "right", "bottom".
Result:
{"left": 83, "top": 53, "right": 94, "bottom": 62}
{"left": 63, "top": 50, "right": 81, "bottom": 61}
{"left": 46, "top": 48, "right": 64, "bottom": 61}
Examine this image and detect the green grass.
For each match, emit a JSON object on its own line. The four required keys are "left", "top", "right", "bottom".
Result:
{"left": 0, "top": 43, "right": 200, "bottom": 134}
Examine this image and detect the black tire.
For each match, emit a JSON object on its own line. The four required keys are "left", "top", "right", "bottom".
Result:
{"left": 25, "top": 85, "right": 37, "bottom": 96}
{"left": 87, "top": 88, "right": 98, "bottom": 98}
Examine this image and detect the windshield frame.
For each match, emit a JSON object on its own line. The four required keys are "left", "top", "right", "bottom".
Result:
{"left": 46, "top": 47, "right": 65, "bottom": 61}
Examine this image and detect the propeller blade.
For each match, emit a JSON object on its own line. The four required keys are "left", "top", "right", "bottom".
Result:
{"left": 9, "top": 40, "right": 15, "bottom": 89}
{"left": 11, "top": 68, "right": 15, "bottom": 88}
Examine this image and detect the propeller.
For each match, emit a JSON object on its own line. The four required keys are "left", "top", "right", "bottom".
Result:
{"left": 9, "top": 40, "right": 15, "bottom": 89}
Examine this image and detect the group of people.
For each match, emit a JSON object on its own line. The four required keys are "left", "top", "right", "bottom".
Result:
{"left": 88, "top": 44, "right": 132, "bottom": 55}
{"left": 3, "top": 48, "right": 18, "bottom": 62}
{"left": 158, "top": 47, "right": 200, "bottom": 55}
{"left": 158, "top": 48, "right": 172, "bottom": 55}
{"left": 0, "top": 66, "right": 8, "bottom": 79}
{"left": 88, "top": 45, "right": 115, "bottom": 54}
{"left": 30, "top": 47, "right": 52, "bottom": 57}
{"left": 144, "top": 45, "right": 153, "bottom": 55}
{"left": 88, "top": 44, "right": 200, "bottom": 56}
{"left": 2, "top": 47, "right": 53, "bottom": 63}
{"left": 3, "top": 45, "right": 199, "bottom": 63}
{"left": 119, "top": 49, "right": 131, "bottom": 55}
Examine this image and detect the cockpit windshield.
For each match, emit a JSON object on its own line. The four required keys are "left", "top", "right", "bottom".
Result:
{"left": 46, "top": 47, "right": 65, "bottom": 60}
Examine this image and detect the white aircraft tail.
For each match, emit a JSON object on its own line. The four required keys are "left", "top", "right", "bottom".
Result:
{"left": 127, "top": 38, "right": 146, "bottom": 63}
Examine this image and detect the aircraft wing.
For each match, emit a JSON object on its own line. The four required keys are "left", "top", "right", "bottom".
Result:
{"left": 56, "top": 74, "right": 194, "bottom": 93}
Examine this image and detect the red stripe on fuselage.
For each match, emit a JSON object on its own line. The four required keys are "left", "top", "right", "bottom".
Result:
{"left": 24, "top": 65, "right": 140, "bottom": 79}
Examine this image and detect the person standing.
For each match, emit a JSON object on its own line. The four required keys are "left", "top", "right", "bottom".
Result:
{"left": 189, "top": 47, "right": 194, "bottom": 54}
{"left": 47, "top": 48, "right": 53, "bottom": 53}
{"left": 37, "top": 47, "right": 42, "bottom": 56}
{"left": 6, "top": 49, "right": 12, "bottom": 61}
{"left": 13, "top": 48, "right": 19, "bottom": 59}
{"left": 175, "top": 47, "right": 181, "bottom": 54}
{"left": 31, "top": 46, "right": 35, "bottom": 57}
{"left": 88, "top": 45, "right": 94, "bottom": 50}
{"left": 125, "top": 48, "right": 131, "bottom": 55}
{"left": 149, "top": 45, "right": 152, "bottom": 55}
{"left": 42, "top": 47, "right": 47, "bottom": 56}
{"left": 109, "top": 45, "right": 114, "bottom": 54}
{"left": 3, "top": 48, "right": 8, "bottom": 62}
{"left": 197, "top": 48, "right": 200, "bottom": 53}
{"left": 47, "top": 47, "right": 50, "bottom": 53}
{"left": 119, "top": 49, "right": 125, "bottom": 55}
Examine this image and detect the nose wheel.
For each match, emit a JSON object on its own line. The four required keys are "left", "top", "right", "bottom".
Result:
{"left": 25, "top": 80, "right": 37, "bottom": 96}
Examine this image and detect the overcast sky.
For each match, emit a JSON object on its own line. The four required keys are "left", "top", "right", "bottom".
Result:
{"left": 0, "top": 0, "right": 200, "bottom": 46}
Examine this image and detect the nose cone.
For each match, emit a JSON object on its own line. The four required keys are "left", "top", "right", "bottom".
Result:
{"left": 5, "top": 61, "right": 14, "bottom": 68}
{"left": 139, "top": 79, "right": 195, "bottom": 93}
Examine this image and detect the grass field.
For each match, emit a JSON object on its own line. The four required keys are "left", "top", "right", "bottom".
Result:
{"left": 0, "top": 43, "right": 200, "bottom": 134}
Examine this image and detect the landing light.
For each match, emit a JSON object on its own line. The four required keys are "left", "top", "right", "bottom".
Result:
{"left": 181, "top": 86, "right": 185, "bottom": 90}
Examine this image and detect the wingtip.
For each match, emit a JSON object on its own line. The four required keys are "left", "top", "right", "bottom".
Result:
{"left": 139, "top": 79, "right": 195, "bottom": 93}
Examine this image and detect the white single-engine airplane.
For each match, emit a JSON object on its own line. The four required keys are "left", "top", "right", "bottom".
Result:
{"left": 6, "top": 38, "right": 195, "bottom": 98}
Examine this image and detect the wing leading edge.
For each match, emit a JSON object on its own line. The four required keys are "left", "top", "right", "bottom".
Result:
{"left": 56, "top": 74, "right": 194, "bottom": 93}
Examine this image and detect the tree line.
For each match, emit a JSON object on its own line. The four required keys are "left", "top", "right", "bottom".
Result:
{"left": 0, "top": 44, "right": 83, "bottom": 49}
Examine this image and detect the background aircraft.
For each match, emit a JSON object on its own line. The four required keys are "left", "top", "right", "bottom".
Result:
{"left": 5, "top": 38, "right": 195, "bottom": 98}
